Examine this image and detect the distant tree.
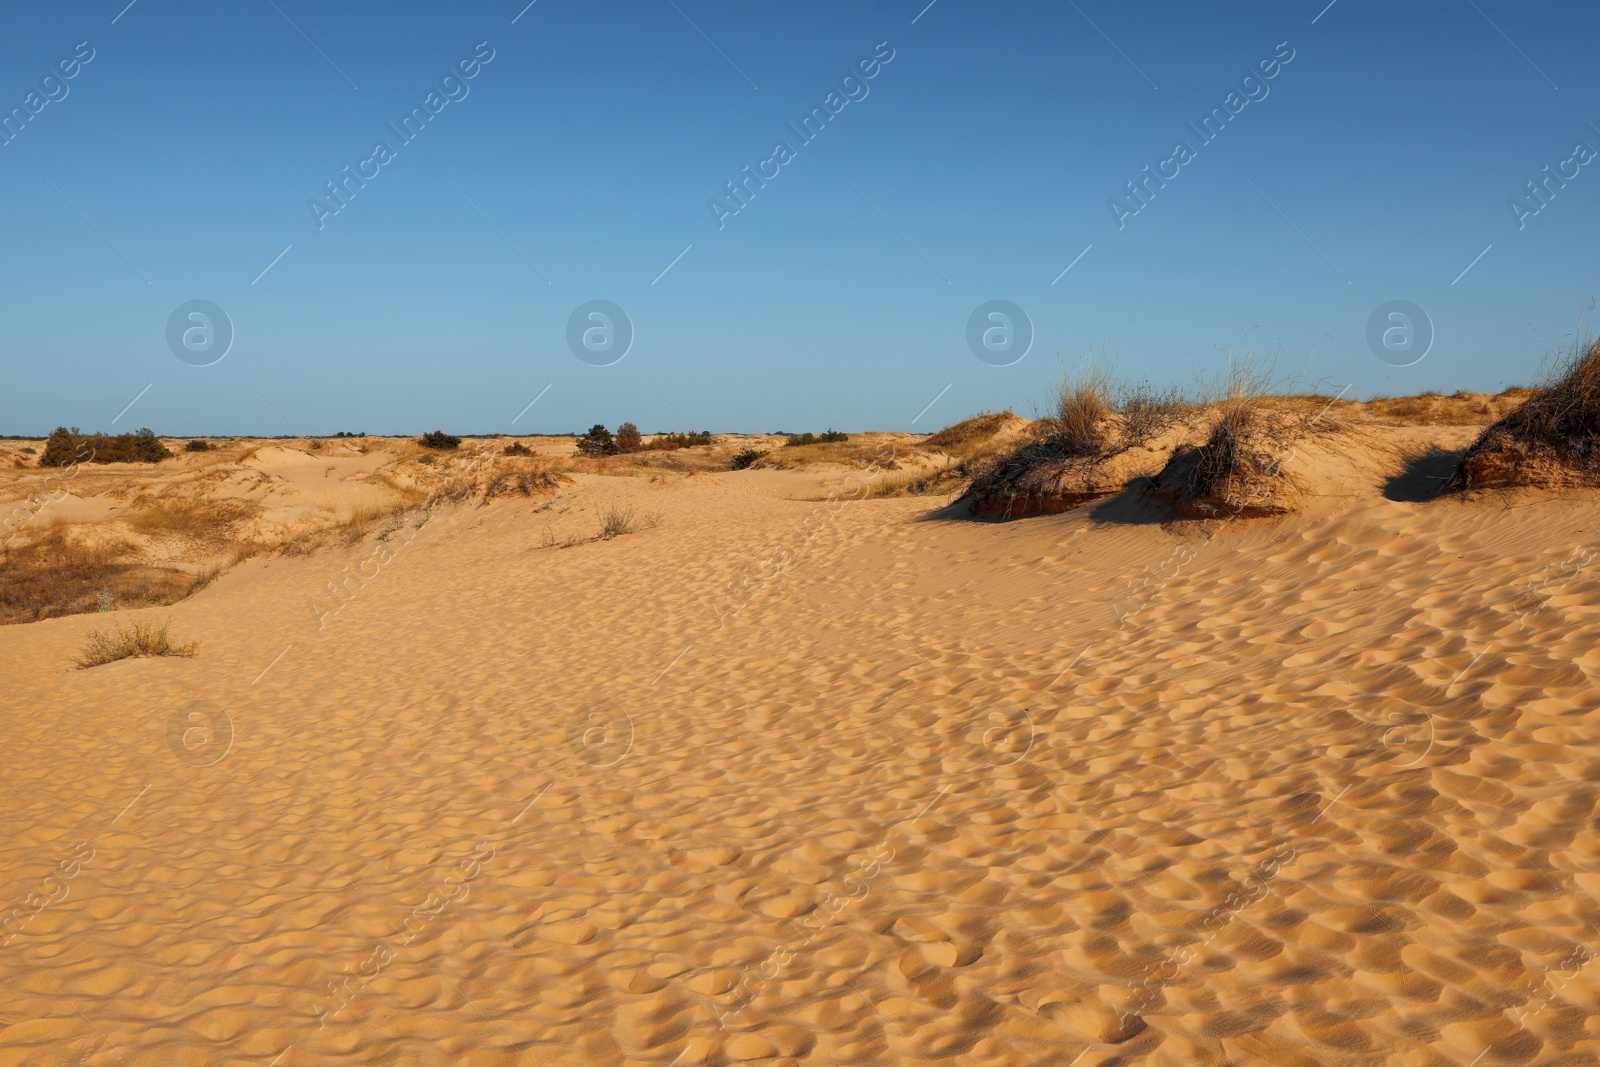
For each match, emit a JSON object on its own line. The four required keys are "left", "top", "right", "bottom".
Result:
{"left": 615, "top": 422, "right": 642, "bottom": 453}
{"left": 576, "top": 424, "right": 617, "bottom": 456}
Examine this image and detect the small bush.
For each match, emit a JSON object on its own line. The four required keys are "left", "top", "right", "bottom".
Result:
{"left": 1448, "top": 338, "right": 1600, "bottom": 491}
{"left": 419, "top": 430, "right": 461, "bottom": 450}
{"left": 785, "top": 429, "right": 849, "bottom": 447}
{"left": 731, "top": 448, "right": 766, "bottom": 470}
{"left": 75, "top": 618, "right": 198, "bottom": 669}
{"left": 418, "top": 453, "right": 436, "bottom": 465}
{"left": 185, "top": 439, "right": 211, "bottom": 452}
{"left": 503, "top": 441, "right": 534, "bottom": 457}
{"left": 309, "top": 439, "right": 324, "bottom": 450}
{"left": 615, "top": 422, "right": 642, "bottom": 454}
{"left": 599, "top": 506, "right": 636, "bottom": 539}
{"left": 575, "top": 424, "right": 617, "bottom": 456}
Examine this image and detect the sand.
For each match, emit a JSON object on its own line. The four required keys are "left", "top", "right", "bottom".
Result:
{"left": 2, "top": 429, "right": 1599, "bottom": 1065}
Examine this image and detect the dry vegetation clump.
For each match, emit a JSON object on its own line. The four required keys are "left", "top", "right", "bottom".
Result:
{"left": 75, "top": 617, "right": 197, "bottom": 669}
{"left": 1445, "top": 339, "right": 1600, "bottom": 492}
{"left": 921, "top": 412, "right": 1014, "bottom": 452}
{"left": 1155, "top": 365, "right": 1344, "bottom": 519}
{"left": 418, "top": 430, "right": 462, "bottom": 450}
{"left": 481, "top": 464, "right": 567, "bottom": 503}
{"left": 0, "top": 529, "right": 201, "bottom": 625}
{"left": 968, "top": 368, "right": 1190, "bottom": 516}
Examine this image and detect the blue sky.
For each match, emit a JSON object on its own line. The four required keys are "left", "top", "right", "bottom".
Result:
{"left": 3, "top": 0, "right": 1598, "bottom": 435}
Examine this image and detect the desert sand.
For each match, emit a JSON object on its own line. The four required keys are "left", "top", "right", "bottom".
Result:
{"left": 2, "top": 409, "right": 1599, "bottom": 1066}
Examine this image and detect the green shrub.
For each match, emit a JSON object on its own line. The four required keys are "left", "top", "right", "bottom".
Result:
{"left": 731, "top": 448, "right": 766, "bottom": 470}
{"left": 419, "top": 430, "right": 461, "bottom": 450}
{"left": 576, "top": 424, "right": 617, "bottom": 456}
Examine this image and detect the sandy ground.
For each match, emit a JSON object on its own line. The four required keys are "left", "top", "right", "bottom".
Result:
{"left": 3, "top": 426, "right": 1600, "bottom": 1065}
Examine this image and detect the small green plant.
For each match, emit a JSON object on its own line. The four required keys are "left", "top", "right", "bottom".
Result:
{"left": 419, "top": 430, "right": 462, "bottom": 450}
{"left": 75, "top": 618, "right": 198, "bottom": 669}
{"left": 731, "top": 448, "right": 766, "bottom": 470}
{"left": 184, "top": 439, "right": 211, "bottom": 453}
{"left": 96, "top": 591, "right": 113, "bottom": 612}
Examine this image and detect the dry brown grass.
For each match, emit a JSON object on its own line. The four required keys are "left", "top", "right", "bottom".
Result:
{"left": 1446, "top": 340, "right": 1600, "bottom": 491}
{"left": 75, "top": 617, "right": 198, "bottom": 669}
{"left": 0, "top": 529, "right": 202, "bottom": 625}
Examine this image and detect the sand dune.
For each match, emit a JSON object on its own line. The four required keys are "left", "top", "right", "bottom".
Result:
{"left": 2, "top": 419, "right": 1599, "bottom": 1065}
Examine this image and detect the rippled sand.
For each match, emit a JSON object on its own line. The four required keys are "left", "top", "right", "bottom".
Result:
{"left": 3, "top": 464, "right": 1598, "bottom": 1065}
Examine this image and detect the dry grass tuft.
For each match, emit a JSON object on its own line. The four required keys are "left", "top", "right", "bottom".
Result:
{"left": 74, "top": 617, "right": 198, "bottom": 669}
{"left": 1446, "top": 338, "right": 1600, "bottom": 492}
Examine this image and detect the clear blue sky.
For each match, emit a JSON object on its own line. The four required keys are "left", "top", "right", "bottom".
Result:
{"left": 4, "top": 0, "right": 1598, "bottom": 435}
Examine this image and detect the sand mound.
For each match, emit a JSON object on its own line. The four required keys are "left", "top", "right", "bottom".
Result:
{"left": 1446, "top": 342, "right": 1600, "bottom": 493}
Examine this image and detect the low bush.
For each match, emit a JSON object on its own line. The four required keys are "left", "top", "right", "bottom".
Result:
{"left": 185, "top": 439, "right": 211, "bottom": 452}
{"left": 615, "top": 422, "right": 642, "bottom": 454}
{"left": 731, "top": 448, "right": 766, "bottom": 470}
{"left": 419, "top": 430, "right": 461, "bottom": 450}
{"left": 1447, "top": 338, "right": 1600, "bottom": 491}
{"left": 503, "top": 441, "right": 534, "bottom": 456}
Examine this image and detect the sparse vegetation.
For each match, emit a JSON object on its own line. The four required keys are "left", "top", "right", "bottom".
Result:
{"left": 503, "top": 441, "right": 534, "bottom": 456}
{"left": 731, "top": 448, "right": 766, "bottom": 470}
{"left": 481, "top": 466, "right": 565, "bottom": 503}
{"left": 0, "top": 529, "right": 203, "bottom": 625}
{"left": 417, "top": 453, "right": 436, "bottom": 465}
{"left": 785, "top": 429, "right": 849, "bottom": 447}
{"left": 185, "top": 439, "right": 211, "bottom": 452}
{"left": 968, "top": 363, "right": 1195, "bottom": 515}
{"left": 74, "top": 618, "right": 198, "bottom": 669}
{"left": 644, "top": 431, "right": 713, "bottom": 451}
{"left": 419, "top": 430, "right": 461, "bottom": 450}
{"left": 599, "top": 505, "right": 637, "bottom": 538}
